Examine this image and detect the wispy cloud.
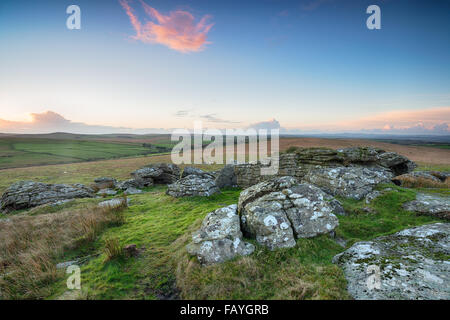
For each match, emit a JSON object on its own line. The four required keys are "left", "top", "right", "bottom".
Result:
{"left": 119, "top": 0, "right": 213, "bottom": 53}
{"left": 248, "top": 119, "right": 281, "bottom": 130}
{"left": 345, "top": 107, "right": 450, "bottom": 132}
{"left": 200, "top": 114, "right": 241, "bottom": 124}
{"left": 173, "top": 109, "right": 194, "bottom": 117}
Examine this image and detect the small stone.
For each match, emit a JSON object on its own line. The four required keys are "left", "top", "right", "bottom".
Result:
{"left": 97, "top": 188, "right": 117, "bottom": 196}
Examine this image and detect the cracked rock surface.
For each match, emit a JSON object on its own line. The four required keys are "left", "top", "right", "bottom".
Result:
{"left": 333, "top": 223, "right": 450, "bottom": 300}
{"left": 403, "top": 193, "right": 450, "bottom": 220}
{"left": 238, "top": 176, "right": 339, "bottom": 250}
{"left": 186, "top": 204, "right": 255, "bottom": 265}
{"left": 1, "top": 181, "right": 94, "bottom": 212}
{"left": 166, "top": 174, "right": 220, "bottom": 198}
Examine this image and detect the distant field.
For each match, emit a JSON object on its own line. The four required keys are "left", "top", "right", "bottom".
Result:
{"left": 0, "top": 137, "right": 174, "bottom": 169}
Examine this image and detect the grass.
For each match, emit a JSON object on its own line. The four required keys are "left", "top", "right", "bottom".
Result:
{"left": 0, "top": 204, "right": 127, "bottom": 299}
{"left": 0, "top": 137, "right": 174, "bottom": 169}
{"left": 393, "top": 175, "right": 450, "bottom": 189}
{"left": 0, "top": 146, "right": 447, "bottom": 300}
{"left": 416, "top": 162, "right": 450, "bottom": 172}
{"left": 30, "top": 182, "right": 438, "bottom": 300}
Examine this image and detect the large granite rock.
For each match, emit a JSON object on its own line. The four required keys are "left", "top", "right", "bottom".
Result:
{"left": 238, "top": 176, "right": 339, "bottom": 250}
{"left": 333, "top": 223, "right": 450, "bottom": 300}
{"left": 131, "top": 163, "right": 181, "bottom": 186}
{"left": 116, "top": 179, "right": 145, "bottom": 190}
{"left": 131, "top": 167, "right": 159, "bottom": 187}
{"left": 166, "top": 174, "right": 220, "bottom": 198}
{"left": 147, "top": 163, "right": 181, "bottom": 184}
{"left": 181, "top": 166, "right": 209, "bottom": 178}
{"left": 1, "top": 181, "right": 94, "bottom": 212}
{"left": 234, "top": 147, "right": 415, "bottom": 189}
{"left": 403, "top": 193, "right": 450, "bottom": 220}
{"left": 303, "top": 166, "right": 393, "bottom": 200}
{"left": 215, "top": 164, "right": 238, "bottom": 189}
{"left": 186, "top": 204, "right": 255, "bottom": 265}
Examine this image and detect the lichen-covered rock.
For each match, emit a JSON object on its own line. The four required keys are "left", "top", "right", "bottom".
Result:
{"left": 365, "top": 190, "right": 382, "bottom": 204}
{"left": 238, "top": 176, "right": 339, "bottom": 250}
{"left": 181, "top": 166, "right": 209, "bottom": 178}
{"left": 145, "top": 163, "right": 181, "bottom": 184}
{"left": 131, "top": 167, "right": 159, "bottom": 186}
{"left": 131, "top": 163, "right": 181, "bottom": 185}
{"left": 93, "top": 177, "right": 117, "bottom": 190}
{"left": 233, "top": 147, "right": 415, "bottom": 189}
{"left": 403, "top": 193, "right": 450, "bottom": 220}
{"left": 1, "top": 181, "right": 94, "bottom": 212}
{"left": 333, "top": 223, "right": 450, "bottom": 300}
{"left": 214, "top": 164, "right": 238, "bottom": 189}
{"left": 375, "top": 151, "right": 417, "bottom": 175}
{"left": 97, "top": 188, "right": 117, "bottom": 196}
{"left": 124, "top": 187, "right": 143, "bottom": 195}
{"left": 186, "top": 204, "right": 255, "bottom": 265}
{"left": 166, "top": 174, "right": 220, "bottom": 198}
{"left": 303, "top": 166, "right": 393, "bottom": 200}
{"left": 116, "top": 179, "right": 145, "bottom": 190}
{"left": 328, "top": 199, "right": 346, "bottom": 216}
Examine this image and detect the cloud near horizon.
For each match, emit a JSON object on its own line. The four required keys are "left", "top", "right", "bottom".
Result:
{"left": 0, "top": 108, "right": 448, "bottom": 135}
{"left": 0, "top": 111, "right": 166, "bottom": 134}
{"left": 119, "top": 0, "right": 213, "bottom": 53}
{"left": 340, "top": 107, "right": 450, "bottom": 134}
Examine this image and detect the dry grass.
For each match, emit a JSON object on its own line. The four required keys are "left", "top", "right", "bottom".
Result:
{"left": 0, "top": 205, "right": 126, "bottom": 299}
{"left": 393, "top": 176, "right": 450, "bottom": 188}
{"left": 279, "top": 137, "right": 450, "bottom": 167}
{"left": 103, "top": 237, "right": 123, "bottom": 262}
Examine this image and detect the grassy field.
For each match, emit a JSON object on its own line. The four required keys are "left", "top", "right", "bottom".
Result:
{"left": 0, "top": 137, "right": 175, "bottom": 169}
{"left": 0, "top": 155, "right": 446, "bottom": 300}
{"left": 1, "top": 182, "right": 441, "bottom": 300}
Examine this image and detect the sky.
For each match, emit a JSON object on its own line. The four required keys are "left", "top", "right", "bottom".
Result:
{"left": 0, "top": 0, "right": 449, "bottom": 135}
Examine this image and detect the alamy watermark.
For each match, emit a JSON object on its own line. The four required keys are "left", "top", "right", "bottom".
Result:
{"left": 66, "top": 265, "right": 81, "bottom": 290}
{"left": 170, "top": 121, "right": 279, "bottom": 175}
{"left": 366, "top": 265, "right": 381, "bottom": 290}
{"left": 66, "top": 5, "right": 81, "bottom": 30}
{"left": 66, "top": 4, "right": 380, "bottom": 31}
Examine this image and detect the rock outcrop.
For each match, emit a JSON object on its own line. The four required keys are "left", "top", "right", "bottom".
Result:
{"left": 233, "top": 147, "right": 415, "bottom": 190}
{"left": 1, "top": 181, "right": 94, "bottom": 212}
{"left": 131, "top": 167, "right": 159, "bottom": 187}
{"left": 403, "top": 193, "right": 450, "bottom": 220}
{"left": 97, "top": 188, "right": 117, "bottom": 196}
{"left": 131, "top": 163, "right": 181, "bottom": 186}
{"left": 186, "top": 204, "right": 255, "bottom": 265}
{"left": 303, "top": 166, "right": 393, "bottom": 200}
{"left": 214, "top": 164, "right": 238, "bottom": 189}
{"left": 238, "top": 176, "right": 340, "bottom": 250}
{"left": 181, "top": 166, "right": 209, "bottom": 178}
{"left": 333, "top": 223, "right": 450, "bottom": 300}
{"left": 166, "top": 174, "right": 220, "bottom": 198}
{"left": 116, "top": 179, "right": 144, "bottom": 190}
{"left": 147, "top": 163, "right": 181, "bottom": 184}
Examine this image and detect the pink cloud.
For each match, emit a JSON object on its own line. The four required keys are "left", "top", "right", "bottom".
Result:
{"left": 119, "top": 0, "right": 213, "bottom": 53}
